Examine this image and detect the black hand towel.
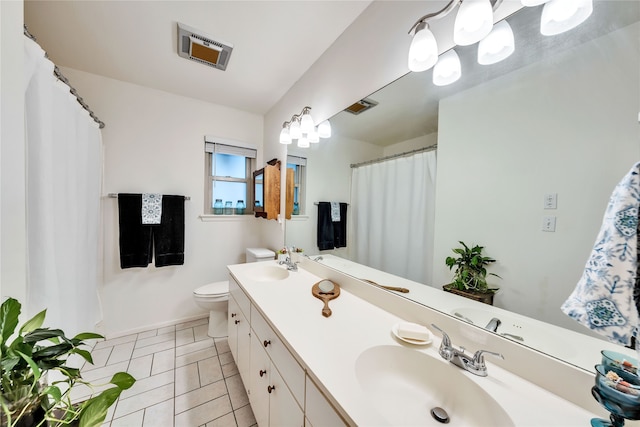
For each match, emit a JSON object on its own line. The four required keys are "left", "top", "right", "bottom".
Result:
{"left": 334, "top": 202, "right": 348, "bottom": 248}
{"left": 154, "top": 195, "right": 185, "bottom": 267}
{"left": 118, "top": 193, "right": 153, "bottom": 269}
{"left": 317, "top": 202, "right": 335, "bottom": 251}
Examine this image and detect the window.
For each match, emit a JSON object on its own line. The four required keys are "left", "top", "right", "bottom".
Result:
{"left": 205, "top": 139, "right": 257, "bottom": 215}
{"left": 286, "top": 155, "right": 306, "bottom": 215}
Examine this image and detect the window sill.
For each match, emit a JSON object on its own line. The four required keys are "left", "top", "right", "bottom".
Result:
{"left": 199, "top": 214, "right": 256, "bottom": 222}
{"left": 287, "top": 215, "right": 309, "bottom": 221}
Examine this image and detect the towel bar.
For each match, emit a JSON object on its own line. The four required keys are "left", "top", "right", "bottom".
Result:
{"left": 107, "top": 193, "right": 191, "bottom": 200}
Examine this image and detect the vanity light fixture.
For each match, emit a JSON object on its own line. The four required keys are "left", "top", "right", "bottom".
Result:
{"left": 279, "top": 106, "right": 331, "bottom": 147}
{"left": 477, "top": 20, "right": 515, "bottom": 65}
{"left": 540, "top": 0, "right": 593, "bottom": 36}
{"left": 432, "top": 49, "right": 462, "bottom": 86}
{"left": 453, "top": 0, "right": 495, "bottom": 46}
{"left": 408, "top": 22, "right": 439, "bottom": 72}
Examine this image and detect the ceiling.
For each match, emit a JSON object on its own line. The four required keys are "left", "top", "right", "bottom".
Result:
{"left": 23, "top": 0, "right": 372, "bottom": 115}
{"left": 331, "top": 1, "right": 640, "bottom": 146}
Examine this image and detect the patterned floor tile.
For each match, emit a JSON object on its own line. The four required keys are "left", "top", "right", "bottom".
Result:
{"left": 174, "top": 395, "right": 232, "bottom": 427}
{"left": 198, "top": 356, "right": 224, "bottom": 386}
{"left": 175, "top": 347, "right": 218, "bottom": 368}
{"left": 224, "top": 374, "right": 249, "bottom": 410}
{"left": 113, "top": 383, "right": 174, "bottom": 419}
{"left": 175, "top": 317, "right": 208, "bottom": 331}
{"left": 127, "top": 354, "right": 153, "bottom": 380}
{"left": 175, "top": 363, "right": 201, "bottom": 396}
{"left": 234, "top": 404, "right": 257, "bottom": 427}
{"left": 142, "top": 398, "right": 174, "bottom": 426}
{"left": 175, "top": 380, "right": 227, "bottom": 414}
{"left": 176, "top": 338, "right": 215, "bottom": 357}
{"left": 151, "top": 348, "right": 176, "bottom": 375}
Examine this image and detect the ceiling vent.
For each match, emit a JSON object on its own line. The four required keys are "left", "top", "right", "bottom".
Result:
{"left": 178, "top": 23, "right": 233, "bottom": 71}
{"left": 344, "top": 98, "right": 378, "bottom": 115}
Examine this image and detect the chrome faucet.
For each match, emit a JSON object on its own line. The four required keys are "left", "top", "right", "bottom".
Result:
{"left": 431, "top": 324, "right": 504, "bottom": 377}
{"left": 278, "top": 247, "right": 298, "bottom": 271}
{"left": 485, "top": 317, "right": 501, "bottom": 332}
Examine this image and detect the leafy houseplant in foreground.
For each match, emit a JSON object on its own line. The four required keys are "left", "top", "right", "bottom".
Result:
{"left": 444, "top": 241, "right": 501, "bottom": 304}
{"left": 0, "top": 298, "right": 135, "bottom": 427}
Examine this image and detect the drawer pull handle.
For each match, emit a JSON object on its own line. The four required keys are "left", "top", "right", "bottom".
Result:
{"left": 235, "top": 320, "right": 240, "bottom": 325}
{"left": 263, "top": 340, "right": 271, "bottom": 347}
{"left": 268, "top": 385, "right": 276, "bottom": 393}
{"left": 231, "top": 313, "right": 237, "bottom": 318}
{"left": 259, "top": 369, "right": 267, "bottom": 377}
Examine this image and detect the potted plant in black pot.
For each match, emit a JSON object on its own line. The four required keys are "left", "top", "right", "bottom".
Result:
{"left": 0, "top": 297, "right": 135, "bottom": 427}
{"left": 443, "top": 241, "right": 501, "bottom": 305}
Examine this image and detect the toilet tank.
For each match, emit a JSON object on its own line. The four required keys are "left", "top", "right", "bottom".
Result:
{"left": 246, "top": 248, "right": 275, "bottom": 263}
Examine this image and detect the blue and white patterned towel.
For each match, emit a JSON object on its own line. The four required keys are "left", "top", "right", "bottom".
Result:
{"left": 142, "top": 193, "right": 163, "bottom": 225}
{"left": 330, "top": 202, "right": 340, "bottom": 222}
{"left": 561, "top": 162, "right": 640, "bottom": 346}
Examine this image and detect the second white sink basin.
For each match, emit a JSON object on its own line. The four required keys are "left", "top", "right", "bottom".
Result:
{"left": 355, "top": 345, "right": 514, "bottom": 426}
{"left": 245, "top": 265, "right": 290, "bottom": 282}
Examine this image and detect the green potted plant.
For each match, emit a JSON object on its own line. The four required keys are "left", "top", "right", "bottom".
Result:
{"left": 443, "top": 241, "right": 501, "bottom": 305}
{"left": 0, "top": 297, "right": 135, "bottom": 427}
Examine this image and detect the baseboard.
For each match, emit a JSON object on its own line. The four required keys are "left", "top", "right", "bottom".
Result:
{"left": 102, "top": 313, "right": 209, "bottom": 340}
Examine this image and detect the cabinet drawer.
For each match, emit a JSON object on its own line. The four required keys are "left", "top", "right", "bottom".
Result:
{"left": 305, "top": 376, "right": 347, "bottom": 426}
{"left": 228, "top": 274, "right": 251, "bottom": 319}
{"left": 250, "top": 304, "right": 305, "bottom": 407}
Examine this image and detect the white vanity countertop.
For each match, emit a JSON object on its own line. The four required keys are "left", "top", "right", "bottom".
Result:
{"left": 228, "top": 261, "right": 599, "bottom": 426}
{"left": 316, "top": 254, "right": 638, "bottom": 372}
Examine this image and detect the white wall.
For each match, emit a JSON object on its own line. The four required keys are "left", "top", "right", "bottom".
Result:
{"left": 0, "top": 0, "right": 27, "bottom": 303}
{"left": 60, "top": 69, "right": 273, "bottom": 337}
{"left": 285, "top": 136, "right": 382, "bottom": 257}
{"left": 433, "top": 22, "right": 640, "bottom": 334}
{"left": 383, "top": 133, "right": 438, "bottom": 157}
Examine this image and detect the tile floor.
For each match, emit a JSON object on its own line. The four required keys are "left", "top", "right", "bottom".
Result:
{"left": 73, "top": 317, "right": 257, "bottom": 427}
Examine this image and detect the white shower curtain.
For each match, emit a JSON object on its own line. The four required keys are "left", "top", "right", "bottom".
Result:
{"left": 351, "top": 150, "right": 437, "bottom": 284}
{"left": 24, "top": 37, "right": 102, "bottom": 336}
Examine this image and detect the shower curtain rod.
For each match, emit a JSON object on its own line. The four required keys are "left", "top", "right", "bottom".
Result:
{"left": 23, "top": 25, "right": 105, "bottom": 129}
{"left": 350, "top": 143, "right": 437, "bottom": 169}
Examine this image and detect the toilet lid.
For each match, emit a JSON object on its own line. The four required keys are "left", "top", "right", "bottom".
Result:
{"left": 194, "top": 280, "right": 229, "bottom": 296}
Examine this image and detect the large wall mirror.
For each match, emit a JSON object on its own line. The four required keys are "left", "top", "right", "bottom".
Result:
{"left": 285, "top": 1, "right": 640, "bottom": 372}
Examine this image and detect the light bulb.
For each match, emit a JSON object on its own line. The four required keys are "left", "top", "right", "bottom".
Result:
{"left": 433, "top": 50, "right": 461, "bottom": 86}
{"left": 540, "top": 0, "right": 592, "bottom": 36}
{"left": 318, "top": 119, "right": 332, "bottom": 138}
{"left": 454, "top": 0, "right": 494, "bottom": 46}
{"left": 308, "top": 127, "right": 320, "bottom": 143}
{"left": 408, "top": 22, "right": 439, "bottom": 72}
{"left": 300, "top": 109, "right": 315, "bottom": 134}
{"left": 297, "top": 136, "right": 310, "bottom": 148}
{"left": 478, "top": 20, "right": 515, "bottom": 65}
{"left": 289, "top": 120, "right": 302, "bottom": 139}
{"left": 279, "top": 126, "right": 291, "bottom": 145}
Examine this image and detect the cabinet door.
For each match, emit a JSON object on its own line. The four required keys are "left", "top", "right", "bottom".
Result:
{"left": 268, "top": 365, "right": 304, "bottom": 427}
{"left": 249, "top": 333, "right": 270, "bottom": 427}
{"left": 237, "top": 309, "right": 251, "bottom": 392}
{"left": 227, "top": 295, "right": 240, "bottom": 362}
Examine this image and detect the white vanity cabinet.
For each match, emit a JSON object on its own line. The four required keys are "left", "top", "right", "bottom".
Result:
{"left": 227, "top": 277, "right": 251, "bottom": 393}
{"left": 249, "top": 332, "right": 303, "bottom": 427}
{"left": 249, "top": 305, "right": 304, "bottom": 427}
{"left": 304, "top": 376, "right": 347, "bottom": 426}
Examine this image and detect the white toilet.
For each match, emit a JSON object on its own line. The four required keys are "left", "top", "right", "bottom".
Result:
{"left": 193, "top": 248, "right": 275, "bottom": 337}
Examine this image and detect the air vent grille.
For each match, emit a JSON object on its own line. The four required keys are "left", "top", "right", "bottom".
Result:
{"left": 344, "top": 98, "right": 379, "bottom": 115}
{"left": 177, "top": 23, "right": 233, "bottom": 71}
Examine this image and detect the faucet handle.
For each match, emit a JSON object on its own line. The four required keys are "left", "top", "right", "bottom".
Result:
{"left": 430, "top": 324, "right": 454, "bottom": 361}
{"left": 471, "top": 349, "right": 504, "bottom": 370}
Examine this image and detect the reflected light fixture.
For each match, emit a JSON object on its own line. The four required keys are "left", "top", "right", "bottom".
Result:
{"left": 454, "top": 0, "right": 495, "bottom": 46}
{"left": 477, "top": 20, "right": 515, "bottom": 65}
{"left": 317, "top": 120, "right": 332, "bottom": 138}
{"left": 279, "top": 106, "right": 331, "bottom": 147}
{"left": 540, "top": 0, "right": 593, "bottom": 36}
{"left": 432, "top": 49, "right": 461, "bottom": 86}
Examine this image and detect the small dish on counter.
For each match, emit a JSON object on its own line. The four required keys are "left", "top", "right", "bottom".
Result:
{"left": 391, "top": 322, "right": 432, "bottom": 345}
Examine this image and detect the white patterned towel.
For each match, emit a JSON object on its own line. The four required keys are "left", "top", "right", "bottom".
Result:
{"left": 330, "top": 202, "right": 340, "bottom": 222}
{"left": 561, "top": 162, "right": 640, "bottom": 346}
{"left": 142, "top": 193, "right": 163, "bottom": 225}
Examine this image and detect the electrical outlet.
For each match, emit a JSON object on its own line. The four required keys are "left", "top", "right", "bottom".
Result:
{"left": 544, "top": 193, "right": 557, "bottom": 209}
{"left": 542, "top": 216, "right": 556, "bottom": 232}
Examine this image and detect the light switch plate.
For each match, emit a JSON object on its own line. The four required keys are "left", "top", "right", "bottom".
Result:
{"left": 542, "top": 216, "right": 556, "bottom": 232}
{"left": 544, "top": 193, "right": 557, "bottom": 209}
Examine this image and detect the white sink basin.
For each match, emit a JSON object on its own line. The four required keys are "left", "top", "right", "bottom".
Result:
{"left": 245, "top": 265, "right": 290, "bottom": 282}
{"left": 355, "top": 345, "right": 514, "bottom": 426}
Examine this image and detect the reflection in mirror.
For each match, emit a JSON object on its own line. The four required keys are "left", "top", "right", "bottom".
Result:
{"left": 286, "top": 1, "right": 640, "bottom": 371}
